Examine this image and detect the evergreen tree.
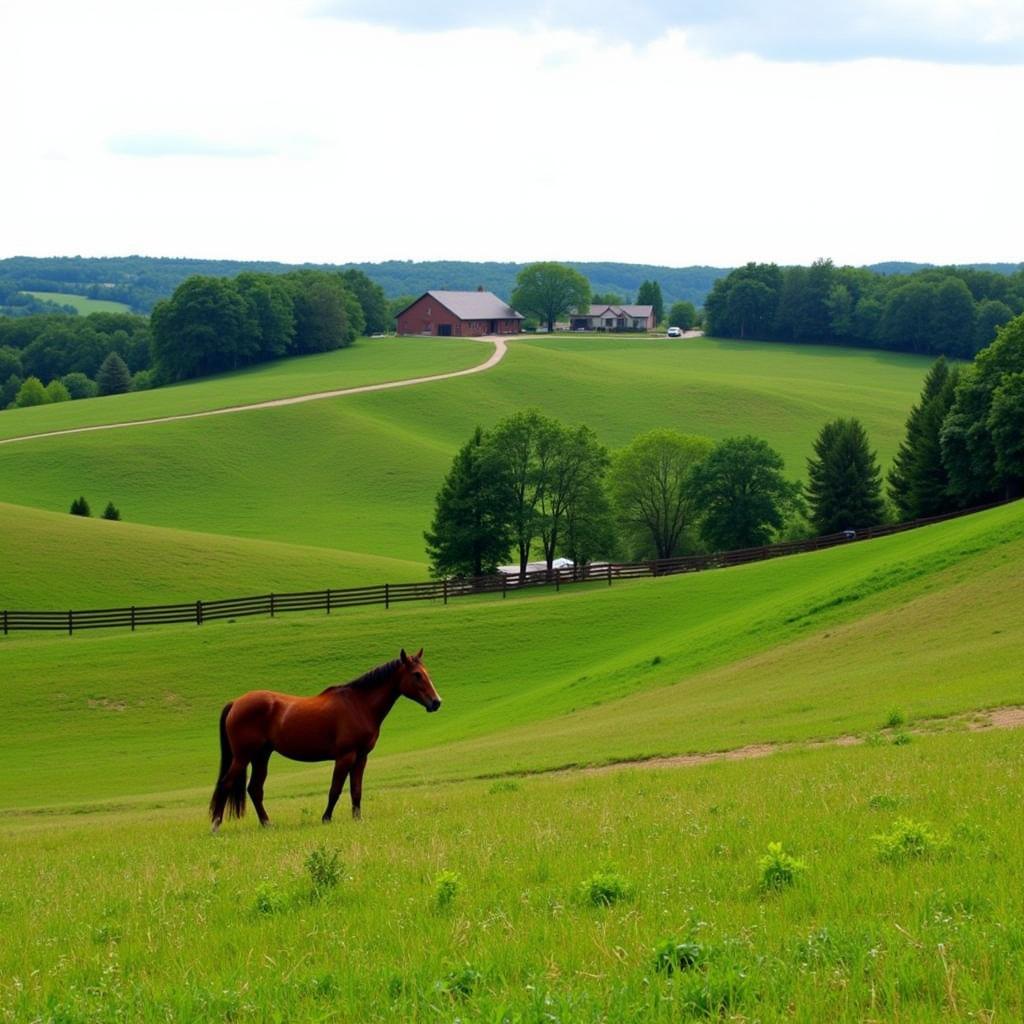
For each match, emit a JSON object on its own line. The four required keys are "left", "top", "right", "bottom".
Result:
{"left": 888, "top": 357, "right": 950, "bottom": 519}
{"left": 902, "top": 370, "right": 960, "bottom": 518}
{"left": 636, "top": 280, "right": 664, "bottom": 324}
{"left": 101, "top": 501, "right": 121, "bottom": 521}
{"left": 96, "top": 351, "right": 132, "bottom": 395}
{"left": 806, "top": 418, "right": 886, "bottom": 533}
{"left": 424, "top": 427, "right": 512, "bottom": 578}
{"left": 70, "top": 496, "right": 91, "bottom": 517}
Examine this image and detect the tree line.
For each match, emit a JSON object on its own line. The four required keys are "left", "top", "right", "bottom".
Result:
{"left": 426, "top": 312, "right": 1024, "bottom": 577}
{"left": 705, "top": 259, "right": 1024, "bottom": 358}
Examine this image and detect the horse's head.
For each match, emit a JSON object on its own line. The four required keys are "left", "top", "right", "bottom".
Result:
{"left": 398, "top": 648, "right": 442, "bottom": 713}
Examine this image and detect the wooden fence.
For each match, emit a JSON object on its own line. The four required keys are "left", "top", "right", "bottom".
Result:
{"left": 0, "top": 501, "right": 1007, "bottom": 636}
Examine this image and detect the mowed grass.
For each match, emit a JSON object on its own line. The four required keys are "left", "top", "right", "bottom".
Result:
{"left": 0, "top": 335, "right": 487, "bottom": 441}
{"left": 2, "top": 729, "right": 1022, "bottom": 1022}
{"left": 2, "top": 500, "right": 1020, "bottom": 810}
{"left": 24, "top": 290, "right": 132, "bottom": 314}
{"left": 0, "top": 337, "right": 932, "bottom": 563}
{"left": 0, "top": 502, "right": 425, "bottom": 608}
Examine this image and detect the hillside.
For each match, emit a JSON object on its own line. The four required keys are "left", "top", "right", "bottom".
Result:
{"left": 2, "top": 499, "right": 1020, "bottom": 810}
{"left": 0, "top": 337, "right": 932, "bottom": 567}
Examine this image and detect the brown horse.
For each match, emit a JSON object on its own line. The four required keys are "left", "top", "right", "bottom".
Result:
{"left": 209, "top": 648, "right": 441, "bottom": 831}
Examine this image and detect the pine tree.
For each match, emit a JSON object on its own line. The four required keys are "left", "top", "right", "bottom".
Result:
{"left": 70, "top": 496, "right": 91, "bottom": 517}
{"left": 424, "top": 427, "right": 512, "bottom": 578}
{"left": 102, "top": 501, "right": 121, "bottom": 521}
{"left": 903, "top": 370, "right": 959, "bottom": 518}
{"left": 806, "top": 418, "right": 886, "bottom": 534}
{"left": 96, "top": 351, "right": 132, "bottom": 395}
{"left": 888, "top": 357, "right": 949, "bottom": 518}
{"left": 636, "top": 280, "right": 664, "bottom": 325}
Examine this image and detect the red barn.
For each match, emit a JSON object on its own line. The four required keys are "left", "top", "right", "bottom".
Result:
{"left": 395, "top": 290, "right": 523, "bottom": 337}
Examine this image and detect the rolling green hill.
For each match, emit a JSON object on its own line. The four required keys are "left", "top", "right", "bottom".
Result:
{"left": 2, "top": 499, "right": 1019, "bottom": 811}
{"left": 0, "top": 337, "right": 932, "bottom": 568}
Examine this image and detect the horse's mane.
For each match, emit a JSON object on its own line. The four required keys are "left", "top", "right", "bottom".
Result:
{"left": 320, "top": 659, "right": 401, "bottom": 695}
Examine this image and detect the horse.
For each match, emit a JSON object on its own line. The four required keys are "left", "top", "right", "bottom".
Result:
{"left": 209, "top": 647, "right": 441, "bottom": 831}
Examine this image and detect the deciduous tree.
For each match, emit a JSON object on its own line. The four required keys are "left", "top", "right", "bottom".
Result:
{"left": 667, "top": 301, "right": 697, "bottom": 330}
{"left": 14, "top": 376, "right": 49, "bottom": 407}
{"left": 511, "top": 262, "right": 591, "bottom": 333}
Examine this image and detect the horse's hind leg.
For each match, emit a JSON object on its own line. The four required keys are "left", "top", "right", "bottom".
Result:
{"left": 248, "top": 747, "right": 273, "bottom": 827}
{"left": 349, "top": 753, "right": 368, "bottom": 821}
{"left": 322, "top": 752, "right": 356, "bottom": 823}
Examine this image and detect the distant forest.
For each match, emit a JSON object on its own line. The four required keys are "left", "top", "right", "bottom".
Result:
{"left": 0, "top": 256, "right": 737, "bottom": 314}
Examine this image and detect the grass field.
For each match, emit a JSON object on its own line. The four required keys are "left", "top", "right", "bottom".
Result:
{"left": 24, "top": 290, "right": 132, "bottom": 314}
{"left": 0, "top": 337, "right": 934, "bottom": 574}
{"left": 2, "top": 487, "right": 1021, "bottom": 1020}
{"left": 0, "top": 335, "right": 487, "bottom": 441}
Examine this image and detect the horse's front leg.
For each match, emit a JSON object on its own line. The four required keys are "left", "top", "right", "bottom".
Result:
{"left": 322, "top": 752, "right": 356, "bottom": 823}
{"left": 350, "top": 753, "right": 369, "bottom": 820}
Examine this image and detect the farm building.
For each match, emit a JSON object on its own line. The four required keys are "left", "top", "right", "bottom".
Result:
{"left": 569, "top": 304, "right": 657, "bottom": 332}
{"left": 395, "top": 290, "right": 523, "bottom": 336}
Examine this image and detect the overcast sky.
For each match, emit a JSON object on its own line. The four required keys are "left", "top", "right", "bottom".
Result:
{"left": 3, "top": 0, "right": 1023, "bottom": 268}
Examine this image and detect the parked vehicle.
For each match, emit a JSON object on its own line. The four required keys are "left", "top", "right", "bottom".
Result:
{"left": 666, "top": 326, "right": 682, "bottom": 338}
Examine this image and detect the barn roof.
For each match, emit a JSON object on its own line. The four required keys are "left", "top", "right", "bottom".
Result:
{"left": 395, "top": 290, "right": 523, "bottom": 321}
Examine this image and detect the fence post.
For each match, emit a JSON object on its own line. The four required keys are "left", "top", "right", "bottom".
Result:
{"left": 270, "top": 593, "right": 275, "bottom": 618}
{"left": 131, "top": 606, "right": 136, "bottom": 632}
{"left": 555, "top": 569, "right": 560, "bottom": 592}
{"left": 196, "top": 600, "right": 203, "bottom": 626}
{"left": 68, "top": 610, "right": 73, "bottom": 636}
{"left": 385, "top": 583, "right": 390, "bottom": 610}
{"left": 2, "top": 610, "right": 6, "bottom": 636}
{"left": 443, "top": 579, "right": 448, "bottom": 605}
{"left": 502, "top": 574, "right": 507, "bottom": 599}
{"left": 607, "top": 563, "right": 612, "bottom": 587}
{"left": 326, "top": 588, "right": 332, "bottom": 614}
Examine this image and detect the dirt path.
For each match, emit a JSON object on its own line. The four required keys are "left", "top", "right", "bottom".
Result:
{"left": 558, "top": 704, "right": 1024, "bottom": 778}
{"left": 0, "top": 337, "right": 508, "bottom": 446}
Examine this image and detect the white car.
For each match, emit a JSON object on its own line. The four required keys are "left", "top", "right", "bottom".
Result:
{"left": 666, "top": 326, "right": 682, "bottom": 338}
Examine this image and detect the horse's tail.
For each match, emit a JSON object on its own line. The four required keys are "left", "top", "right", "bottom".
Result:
{"left": 209, "top": 702, "right": 246, "bottom": 821}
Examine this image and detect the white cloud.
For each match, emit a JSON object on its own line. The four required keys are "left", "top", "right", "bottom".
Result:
{"left": 1, "top": 1, "right": 1022, "bottom": 266}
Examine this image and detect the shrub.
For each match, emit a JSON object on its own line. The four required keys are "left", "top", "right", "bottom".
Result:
{"left": 15, "top": 376, "right": 49, "bottom": 407}
{"left": 580, "top": 869, "right": 632, "bottom": 907}
{"left": 758, "top": 842, "right": 806, "bottom": 891}
{"left": 306, "top": 844, "right": 342, "bottom": 896}
{"left": 434, "top": 870, "right": 461, "bottom": 909}
{"left": 70, "top": 496, "right": 91, "bottom": 517}
{"left": 873, "top": 819, "right": 941, "bottom": 862}
{"left": 252, "top": 881, "right": 288, "bottom": 915}
{"left": 101, "top": 501, "right": 121, "bottom": 521}
{"left": 45, "top": 379, "right": 71, "bottom": 403}
{"left": 131, "top": 369, "right": 154, "bottom": 392}
{"left": 61, "top": 372, "right": 98, "bottom": 400}
{"left": 653, "top": 938, "right": 705, "bottom": 973}
{"left": 885, "top": 709, "right": 905, "bottom": 729}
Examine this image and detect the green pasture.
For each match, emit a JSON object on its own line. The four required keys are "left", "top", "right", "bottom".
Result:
{"left": 24, "top": 290, "right": 132, "bottom": 314}
{"left": 0, "top": 335, "right": 486, "bottom": 441}
{"left": 2, "top": 730, "right": 1022, "bottom": 1022}
{"left": 2, "top": 500, "right": 1020, "bottom": 811}
{"left": 0, "top": 337, "right": 933, "bottom": 570}
{"left": 0, "top": 502, "right": 425, "bottom": 608}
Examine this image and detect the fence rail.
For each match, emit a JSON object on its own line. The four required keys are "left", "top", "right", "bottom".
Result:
{"left": 1, "top": 501, "right": 1008, "bottom": 636}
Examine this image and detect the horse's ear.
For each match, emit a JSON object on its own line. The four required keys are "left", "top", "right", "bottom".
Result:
{"left": 400, "top": 648, "right": 408, "bottom": 664}
{"left": 415, "top": 647, "right": 423, "bottom": 660}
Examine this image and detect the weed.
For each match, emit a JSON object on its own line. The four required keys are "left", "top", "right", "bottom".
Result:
{"left": 434, "top": 870, "right": 461, "bottom": 909}
{"left": 885, "top": 709, "right": 905, "bottom": 729}
{"left": 873, "top": 818, "right": 941, "bottom": 862}
{"left": 488, "top": 779, "right": 520, "bottom": 794}
{"left": 651, "top": 655, "right": 663, "bottom": 666}
{"left": 891, "top": 732, "right": 912, "bottom": 746}
{"left": 435, "top": 964, "right": 481, "bottom": 999}
{"left": 677, "top": 965, "right": 749, "bottom": 1017}
{"left": 580, "top": 870, "right": 633, "bottom": 907}
{"left": 653, "top": 938, "right": 705, "bottom": 973}
{"left": 252, "top": 881, "right": 288, "bottom": 915}
{"left": 868, "top": 794, "right": 900, "bottom": 810}
{"left": 864, "top": 732, "right": 886, "bottom": 747}
{"left": 757, "top": 842, "right": 807, "bottom": 892}
{"left": 308, "top": 973, "right": 338, "bottom": 999}
{"left": 305, "top": 844, "right": 342, "bottom": 896}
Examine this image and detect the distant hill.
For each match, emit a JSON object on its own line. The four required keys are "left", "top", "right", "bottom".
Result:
{"left": 867, "top": 261, "right": 1023, "bottom": 276}
{"left": 1, "top": 256, "right": 1020, "bottom": 316}
{"left": 0, "top": 256, "right": 727, "bottom": 313}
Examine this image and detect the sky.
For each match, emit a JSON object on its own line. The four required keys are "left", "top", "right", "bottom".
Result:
{"left": 3, "top": 0, "right": 1023, "bottom": 268}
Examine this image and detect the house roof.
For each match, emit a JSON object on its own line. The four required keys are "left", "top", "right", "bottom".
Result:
{"left": 578, "top": 305, "right": 654, "bottom": 318}
{"left": 396, "top": 290, "right": 523, "bottom": 321}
